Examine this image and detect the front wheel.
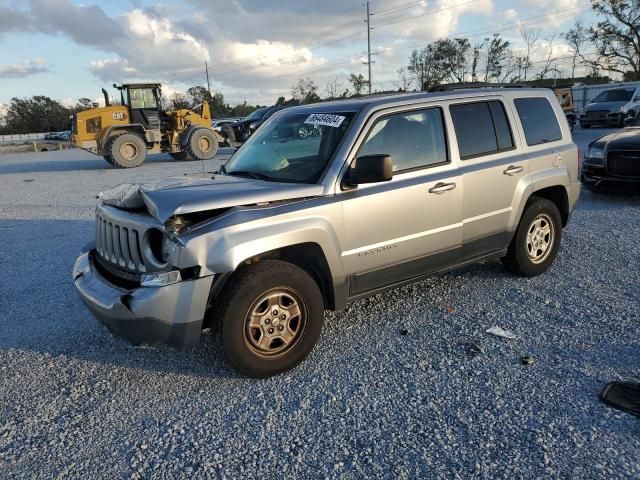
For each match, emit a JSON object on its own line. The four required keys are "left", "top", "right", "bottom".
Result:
{"left": 501, "top": 198, "right": 562, "bottom": 277}
{"left": 185, "top": 128, "right": 219, "bottom": 160}
{"left": 213, "top": 260, "right": 324, "bottom": 378}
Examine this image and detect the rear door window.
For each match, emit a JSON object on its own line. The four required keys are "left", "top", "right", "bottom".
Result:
{"left": 514, "top": 97, "right": 563, "bottom": 146}
{"left": 449, "top": 101, "right": 514, "bottom": 159}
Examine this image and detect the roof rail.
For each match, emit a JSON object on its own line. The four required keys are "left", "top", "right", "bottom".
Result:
{"left": 428, "top": 82, "right": 536, "bottom": 92}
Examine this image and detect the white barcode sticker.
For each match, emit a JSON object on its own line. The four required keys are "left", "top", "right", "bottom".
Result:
{"left": 304, "top": 113, "right": 346, "bottom": 128}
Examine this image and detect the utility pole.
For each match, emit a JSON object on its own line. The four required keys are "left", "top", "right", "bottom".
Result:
{"left": 205, "top": 61, "right": 211, "bottom": 94}
{"left": 365, "top": 1, "right": 373, "bottom": 95}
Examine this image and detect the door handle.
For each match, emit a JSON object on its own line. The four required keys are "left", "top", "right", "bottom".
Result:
{"left": 503, "top": 165, "right": 524, "bottom": 176}
{"left": 428, "top": 182, "right": 457, "bottom": 194}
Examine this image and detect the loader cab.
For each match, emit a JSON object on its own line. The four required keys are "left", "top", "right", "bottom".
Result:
{"left": 114, "top": 83, "right": 162, "bottom": 130}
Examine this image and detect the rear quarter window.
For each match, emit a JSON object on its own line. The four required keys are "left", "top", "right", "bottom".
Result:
{"left": 514, "top": 97, "right": 563, "bottom": 146}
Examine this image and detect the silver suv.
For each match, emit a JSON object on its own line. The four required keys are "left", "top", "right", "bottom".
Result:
{"left": 73, "top": 89, "right": 580, "bottom": 377}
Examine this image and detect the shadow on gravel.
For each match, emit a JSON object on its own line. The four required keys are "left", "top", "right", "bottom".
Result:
{"left": 0, "top": 218, "right": 240, "bottom": 379}
{"left": 0, "top": 153, "right": 229, "bottom": 175}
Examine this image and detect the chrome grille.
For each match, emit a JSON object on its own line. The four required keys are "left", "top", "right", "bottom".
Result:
{"left": 607, "top": 151, "right": 640, "bottom": 178}
{"left": 94, "top": 205, "right": 167, "bottom": 274}
{"left": 95, "top": 213, "right": 146, "bottom": 272}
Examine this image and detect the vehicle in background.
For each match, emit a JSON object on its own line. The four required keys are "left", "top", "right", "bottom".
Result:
{"left": 71, "top": 83, "right": 226, "bottom": 168}
{"left": 73, "top": 88, "right": 580, "bottom": 377}
{"left": 580, "top": 86, "right": 640, "bottom": 128}
{"left": 582, "top": 114, "right": 640, "bottom": 190}
{"left": 553, "top": 86, "right": 577, "bottom": 132}
{"left": 230, "top": 105, "right": 290, "bottom": 143}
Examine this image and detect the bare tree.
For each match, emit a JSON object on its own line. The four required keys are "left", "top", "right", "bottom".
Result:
{"left": 564, "top": 20, "right": 590, "bottom": 78}
{"left": 521, "top": 28, "right": 541, "bottom": 80}
{"left": 396, "top": 67, "right": 413, "bottom": 91}
{"left": 325, "top": 77, "right": 347, "bottom": 99}
{"left": 585, "top": 0, "right": 640, "bottom": 80}
{"left": 534, "top": 34, "right": 561, "bottom": 80}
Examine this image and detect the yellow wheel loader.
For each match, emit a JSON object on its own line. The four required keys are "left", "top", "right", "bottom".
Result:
{"left": 71, "top": 83, "right": 226, "bottom": 168}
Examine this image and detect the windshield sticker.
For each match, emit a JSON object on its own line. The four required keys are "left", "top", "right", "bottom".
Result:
{"left": 304, "top": 113, "right": 346, "bottom": 128}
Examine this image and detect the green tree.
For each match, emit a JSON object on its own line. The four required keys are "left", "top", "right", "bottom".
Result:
{"left": 4, "top": 96, "right": 71, "bottom": 134}
{"left": 291, "top": 77, "right": 321, "bottom": 104}
{"left": 349, "top": 73, "right": 367, "bottom": 96}
{"left": 483, "top": 33, "right": 511, "bottom": 82}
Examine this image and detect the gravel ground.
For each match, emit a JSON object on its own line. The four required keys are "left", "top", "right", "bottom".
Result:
{"left": 0, "top": 129, "right": 638, "bottom": 479}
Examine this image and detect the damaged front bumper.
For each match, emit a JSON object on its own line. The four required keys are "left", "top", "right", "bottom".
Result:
{"left": 72, "top": 247, "right": 213, "bottom": 348}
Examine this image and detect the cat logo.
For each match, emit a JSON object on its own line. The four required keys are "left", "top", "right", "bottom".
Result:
{"left": 112, "top": 112, "right": 126, "bottom": 121}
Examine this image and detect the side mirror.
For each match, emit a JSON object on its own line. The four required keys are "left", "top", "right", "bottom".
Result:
{"left": 624, "top": 116, "right": 634, "bottom": 127}
{"left": 345, "top": 154, "right": 393, "bottom": 186}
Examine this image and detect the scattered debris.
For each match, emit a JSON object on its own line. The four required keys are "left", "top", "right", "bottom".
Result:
{"left": 400, "top": 329, "right": 409, "bottom": 336}
{"left": 521, "top": 356, "right": 535, "bottom": 366}
{"left": 486, "top": 326, "right": 518, "bottom": 340}
{"left": 22, "top": 179, "right": 35, "bottom": 183}
{"left": 446, "top": 306, "right": 455, "bottom": 314}
{"left": 601, "top": 382, "right": 640, "bottom": 418}
{"left": 461, "top": 342, "right": 483, "bottom": 357}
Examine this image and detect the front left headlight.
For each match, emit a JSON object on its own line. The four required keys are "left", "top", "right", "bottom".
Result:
{"left": 141, "top": 270, "right": 182, "bottom": 288}
{"left": 585, "top": 145, "right": 605, "bottom": 165}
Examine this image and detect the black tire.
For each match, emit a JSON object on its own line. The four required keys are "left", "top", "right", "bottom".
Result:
{"left": 169, "top": 151, "right": 191, "bottom": 161}
{"left": 106, "top": 133, "right": 147, "bottom": 168}
{"left": 501, "top": 198, "right": 563, "bottom": 277}
{"left": 185, "top": 128, "right": 219, "bottom": 160}
{"left": 103, "top": 155, "right": 114, "bottom": 165}
{"left": 212, "top": 260, "right": 324, "bottom": 378}
{"left": 220, "top": 124, "right": 236, "bottom": 146}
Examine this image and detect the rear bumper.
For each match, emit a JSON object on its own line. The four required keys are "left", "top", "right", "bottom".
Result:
{"left": 73, "top": 250, "right": 213, "bottom": 348}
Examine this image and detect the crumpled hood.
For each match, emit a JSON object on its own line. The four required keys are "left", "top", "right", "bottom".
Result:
{"left": 100, "top": 175, "right": 324, "bottom": 223}
{"left": 591, "top": 127, "right": 640, "bottom": 151}
{"left": 584, "top": 101, "right": 627, "bottom": 113}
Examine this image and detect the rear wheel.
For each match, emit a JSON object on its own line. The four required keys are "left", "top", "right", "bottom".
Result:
{"left": 185, "top": 128, "right": 219, "bottom": 160}
{"left": 212, "top": 260, "right": 324, "bottom": 378}
{"left": 501, "top": 198, "right": 562, "bottom": 277}
{"left": 106, "top": 133, "right": 147, "bottom": 168}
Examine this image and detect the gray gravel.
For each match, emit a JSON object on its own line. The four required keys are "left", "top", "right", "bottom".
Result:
{"left": 1, "top": 130, "right": 639, "bottom": 479}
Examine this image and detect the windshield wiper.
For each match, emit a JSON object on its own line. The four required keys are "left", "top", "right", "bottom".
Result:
{"left": 226, "top": 170, "right": 276, "bottom": 181}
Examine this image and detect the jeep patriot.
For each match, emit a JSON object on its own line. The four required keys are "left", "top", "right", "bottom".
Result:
{"left": 73, "top": 89, "right": 580, "bottom": 377}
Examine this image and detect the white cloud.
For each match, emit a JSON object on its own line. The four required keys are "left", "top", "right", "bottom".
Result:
{"left": 0, "top": 59, "right": 48, "bottom": 78}
{"left": 394, "top": 0, "right": 495, "bottom": 41}
{"left": 504, "top": 9, "right": 518, "bottom": 21}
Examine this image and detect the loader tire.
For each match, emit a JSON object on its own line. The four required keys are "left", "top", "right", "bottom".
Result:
{"left": 185, "top": 128, "right": 219, "bottom": 161}
{"left": 220, "top": 124, "right": 236, "bottom": 146}
{"left": 103, "top": 155, "right": 114, "bottom": 165}
{"left": 106, "top": 133, "right": 147, "bottom": 168}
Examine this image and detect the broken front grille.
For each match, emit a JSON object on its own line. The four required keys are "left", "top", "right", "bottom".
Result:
{"left": 94, "top": 205, "right": 167, "bottom": 274}
{"left": 586, "top": 110, "right": 609, "bottom": 122}
{"left": 607, "top": 151, "right": 640, "bottom": 178}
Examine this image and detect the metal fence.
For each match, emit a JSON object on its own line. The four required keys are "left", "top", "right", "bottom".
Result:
{"left": 0, "top": 132, "right": 48, "bottom": 143}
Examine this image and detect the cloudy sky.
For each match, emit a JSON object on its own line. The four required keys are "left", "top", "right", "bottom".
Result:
{"left": 0, "top": 0, "right": 594, "bottom": 108}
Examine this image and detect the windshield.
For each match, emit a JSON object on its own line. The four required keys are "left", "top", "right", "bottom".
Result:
{"left": 246, "top": 108, "right": 268, "bottom": 122}
{"left": 225, "top": 111, "right": 355, "bottom": 183}
{"left": 592, "top": 89, "right": 634, "bottom": 103}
